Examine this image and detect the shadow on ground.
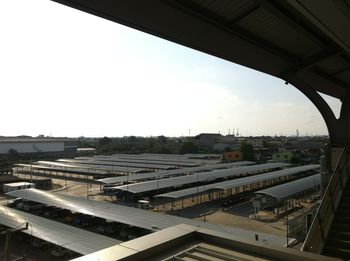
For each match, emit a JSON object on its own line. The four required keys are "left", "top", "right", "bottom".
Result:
{"left": 165, "top": 200, "right": 221, "bottom": 219}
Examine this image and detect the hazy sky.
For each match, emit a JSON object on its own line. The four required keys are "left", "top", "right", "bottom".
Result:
{"left": 0, "top": 1, "right": 342, "bottom": 138}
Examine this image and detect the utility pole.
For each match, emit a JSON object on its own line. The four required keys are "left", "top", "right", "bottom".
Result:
{"left": 1, "top": 222, "right": 28, "bottom": 261}
{"left": 286, "top": 214, "right": 289, "bottom": 247}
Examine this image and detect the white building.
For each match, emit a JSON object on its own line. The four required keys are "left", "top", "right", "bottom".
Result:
{"left": 3, "top": 182, "right": 35, "bottom": 193}
{"left": 0, "top": 138, "right": 76, "bottom": 155}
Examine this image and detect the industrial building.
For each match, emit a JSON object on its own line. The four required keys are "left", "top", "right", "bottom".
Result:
{"left": 0, "top": 138, "right": 77, "bottom": 157}
{"left": 2, "top": 182, "right": 35, "bottom": 194}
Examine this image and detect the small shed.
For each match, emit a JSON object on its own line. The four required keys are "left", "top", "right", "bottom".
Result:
{"left": 3, "top": 182, "right": 35, "bottom": 194}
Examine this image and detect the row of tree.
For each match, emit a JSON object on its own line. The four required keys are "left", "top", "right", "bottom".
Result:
{"left": 80, "top": 136, "right": 255, "bottom": 160}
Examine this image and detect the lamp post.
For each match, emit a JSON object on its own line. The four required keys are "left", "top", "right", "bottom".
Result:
{"left": 157, "top": 172, "right": 160, "bottom": 212}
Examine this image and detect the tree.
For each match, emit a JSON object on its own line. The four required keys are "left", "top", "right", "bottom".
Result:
{"left": 128, "top": 136, "right": 137, "bottom": 143}
{"left": 224, "top": 146, "right": 231, "bottom": 152}
{"left": 240, "top": 141, "right": 255, "bottom": 161}
{"left": 98, "top": 136, "right": 112, "bottom": 146}
{"left": 179, "top": 142, "right": 199, "bottom": 154}
{"left": 8, "top": 149, "right": 19, "bottom": 156}
{"left": 157, "top": 135, "right": 167, "bottom": 144}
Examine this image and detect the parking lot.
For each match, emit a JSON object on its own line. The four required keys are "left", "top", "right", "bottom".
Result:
{"left": 1, "top": 176, "right": 313, "bottom": 259}
{"left": 49, "top": 179, "right": 290, "bottom": 238}
{"left": 6, "top": 196, "right": 151, "bottom": 242}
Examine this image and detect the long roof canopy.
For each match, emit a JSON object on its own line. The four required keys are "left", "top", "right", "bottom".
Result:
{"left": 57, "top": 159, "right": 177, "bottom": 170}
{"left": 155, "top": 164, "right": 320, "bottom": 200}
{"left": 0, "top": 205, "right": 120, "bottom": 255}
{"left": 113, "top": 163, "right": 289, "bottom": 194}
{"left": 255, "top": 173, "right": 321, "bottom": 200}
{"left": 37, "top": 161, "right": 146, "bottom": 174}
{"left": 87, "top": 156, "right": 199, "bottom": 167}
{"left": 52, "top": 0, "right": 350, "bottom": 100}
{"left": 99, "top": 161, "right": 255, "bottom": 184}
{"left": 7, "top": 188, "right": 287, "bottom": 246}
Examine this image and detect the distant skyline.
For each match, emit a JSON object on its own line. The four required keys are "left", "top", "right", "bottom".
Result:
{"left": 0, "top": 1, "right": 342, "bottom": 138}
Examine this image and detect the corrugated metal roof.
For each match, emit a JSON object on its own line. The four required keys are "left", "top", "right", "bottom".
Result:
{"left": 51, "top": 0, "right": 350, "bottom": 101}
{"left": 7, "top": 188, "right": 288, "bottom": 246}
{"left": 0, "top": 205, "right": 120, "bottom": 255}
{"left": 156, "top": 165, "right": 320, "bottom": 199}
{"left": 0, "top": 138, "right": 68, "bottom": 143}
{"left": 255, "top": 174, "right": 320, "bottom": 200}
{"left": 92, "top": 155, "right": 199, "bottom": 167}
{"left": 15, "top": 164, "right": 107, "bottom": 176}
{"left": 113, "top": 163, "right": 289, "bottom": 194}
{"left": 183, "top": 0, "right": 258, "bottom": 21}
{"left": 98, "top": 161, "right": 255, "bottom": 184}
{"left": 114, "top": 153, "right": 218, "bottom": 164}
{"left": 236, "top": 7, "right": 321, "bottom": 57}
{"left": 37, "top": 161, "right": 146, "bottom": 174}
{"left": 57, "top": 159, "right": 176, "bottom": 170}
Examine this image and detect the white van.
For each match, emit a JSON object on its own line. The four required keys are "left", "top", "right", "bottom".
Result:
{"left": 137, "top": 200, "right": 151, "bottom": 209}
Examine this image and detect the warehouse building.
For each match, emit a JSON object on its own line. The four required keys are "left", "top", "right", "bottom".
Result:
{"left": 0, "top": 138, "right": 77, "bottom": 157}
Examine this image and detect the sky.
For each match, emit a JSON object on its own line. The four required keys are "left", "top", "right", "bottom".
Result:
{"left": 0, "top": 1, "right": 342, "bottom": 138}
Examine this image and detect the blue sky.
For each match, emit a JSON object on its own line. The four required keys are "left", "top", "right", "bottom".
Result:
{"left": 0, "top": 0, "right": 341, "bottom": 137}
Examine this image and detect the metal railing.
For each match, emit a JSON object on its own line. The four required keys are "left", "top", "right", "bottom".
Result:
{"left": 302, "top": 147, "right": 349, "bottom": 253}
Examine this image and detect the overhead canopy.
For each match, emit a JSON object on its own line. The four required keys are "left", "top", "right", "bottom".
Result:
{"left": 57, "top": 159, "right": 177, "bottom": 170}
{"left": 99, "top": 161, "right": 255, "bottom": 184}
{"left": 15, "top": 163, "right": 110, "bottom": 176}
{"left": 255, "top": 173, "right": 321, "bottom": 200}
{"left": 37, "top": 161, "right": 146, "bottom": 174}
{"left": 0, "top": 205, "right": 120, "bottom": 255}
{"left": 106, "top": 153, "right": 218, "bottom": 164}
{"left": 113, "top": 163, "right": 289, "bottom": 194}
{"left": 88, "top": 156, "right": 199, "bottom": 167}
{"left": 156, "top": 164, "right": 320, "bottom": 200}
{"left": 7, "top": 188, "right": 287, "bottom": 246}
{"left": 52, "top": 0, "right": 350, "bottom": 100}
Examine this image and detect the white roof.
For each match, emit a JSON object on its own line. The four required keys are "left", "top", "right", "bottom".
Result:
{"left": 255, "top": 174, "right": 321, "bottom": 200}
{"left": 7, "top": 188, "right": 288, "bottom": 246}
{"left": 155, "top": 165, "right": 320, "bottom": 199}
{"left": 37, "top": 161, "right": 146, "bottom": 174}
{"left": 98, "top": 161, "right": 255, "bottom": 184}
{"left": 3, "top": 182, "right": 34, "bottom": 187}
{"left": 57, "top": 158, "right": 176, "bottom": 170}
{"left": 0, "top": 205, "right": 120, "bottom": 255}
{"left": 91, "top": 156, "right": 199, "bottom": 167}
{"left": 111, "top": 153, "right": 220, "bottom": 164}
{"left": 113, "top": 163, "right": 290, "bottom": 194}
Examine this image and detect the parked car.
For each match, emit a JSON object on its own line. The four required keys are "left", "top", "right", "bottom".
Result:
{"left": 72, "top": 213, "right": 87, "bottom": 226}
{"left": 119, "top": 230, "right": 129, "bottom": 239}
{"left": 51, "top": 245, "right": 74, "bottom": 258}
{"left": 23, "top": 201, "right": 44, "bottom": 212}
{"left": 86, "top": 217, "right": 105, "bottom": 227}
{"left": 43, "top": 206, "right": 60, "bottom": 217}
{"left": 64, "top": 213, "right": 79, "bottom": 223}
{"left": 97, "top": 221, "right": 119, "bottom": 235}
{"left": 7, "top": 198, "right": 24, "bottom": 208}
{"left": 57, "top": 209, "right": 72, "bottom": 218}
{"left": 15, "top": 200, "right": 28, "bottom": 210}
{"left": 32, "top": 238, "right": 50, "bottom": 250}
